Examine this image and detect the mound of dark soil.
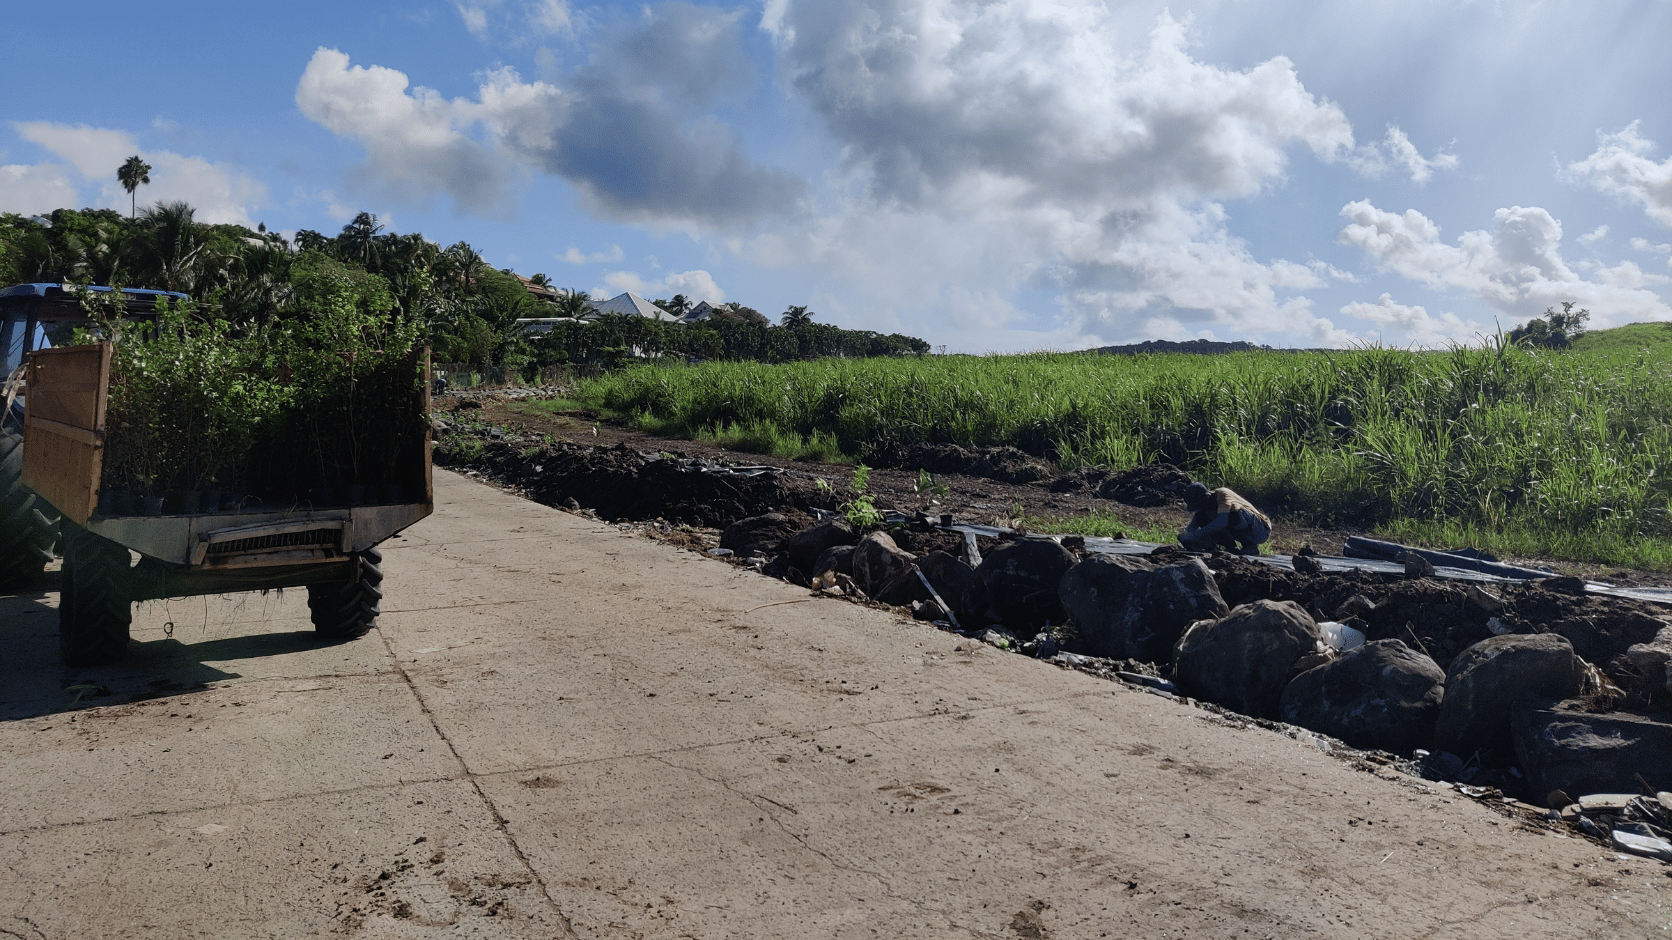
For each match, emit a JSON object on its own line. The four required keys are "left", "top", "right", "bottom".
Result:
{"left": 867, "top": 442, "right": 1053, "bottom": 484}
{"left": 436, "top": 438, "right": 844, "bottom": 528}
{"left": 1049, "top": 463, "right": 1194, "bottom": 507}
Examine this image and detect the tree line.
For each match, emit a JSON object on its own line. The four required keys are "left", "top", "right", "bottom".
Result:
{"left": 527, "top": 314, "right": 928, "bottom": 368}
{"left": 0, "top": 195, "right": 927, "bottom": 375}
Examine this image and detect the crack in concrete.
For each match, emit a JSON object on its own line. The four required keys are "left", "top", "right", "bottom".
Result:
{"left": 0, "top": 915, "right": 46, "bottom": 940}
{"left": 647, "top": 753, "right": 891, "bottom": 885}
{"left": 468, "top": 690, "right": 1108, "bottom": 780}
{"left": 383, "top": 598, "right": 545, "bottom": 614}
{"left": 646, "top": 756, "right": 1002, "bottom": 938}
{"left": 0, "top": 689, "right": 1098, "bottom": 840}
{"left": 0, "top": 774, "right": 466, "bottom": 838}
{"left": 375, "top": 627, "right": 581, "bottom": 939}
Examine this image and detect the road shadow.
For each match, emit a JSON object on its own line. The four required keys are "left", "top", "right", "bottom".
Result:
{"left": 1, "top": 572, "right": 359, "bottom": 721}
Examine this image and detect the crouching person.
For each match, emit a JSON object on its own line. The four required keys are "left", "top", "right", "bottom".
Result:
{"left": 1178, "top": 482, "right": 1271, "bottom": 555}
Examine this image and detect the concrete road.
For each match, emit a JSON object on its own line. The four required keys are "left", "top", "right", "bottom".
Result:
{"left": 2, "top": 469, "right": 1668, "bottom": 939}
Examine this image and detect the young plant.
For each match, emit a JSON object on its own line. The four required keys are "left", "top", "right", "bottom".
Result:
{"left": 914, "top": 468, "right": 949, "bottom": 497}
{"left": 841, "top": 463, "right": 883, "bottom": 529}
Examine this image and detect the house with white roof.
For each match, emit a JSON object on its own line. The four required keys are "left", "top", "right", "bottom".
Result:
{"left": 590, "top": 291, "right": 682, "bottom": 322}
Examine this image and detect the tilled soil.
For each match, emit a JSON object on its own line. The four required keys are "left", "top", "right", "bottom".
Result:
{"left": 433, "top": 393, "right": 1672, "bottom": 709}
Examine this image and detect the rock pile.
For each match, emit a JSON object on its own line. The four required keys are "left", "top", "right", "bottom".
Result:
{"left": 742, "top": 512, "right": 1672, "bottom": 809}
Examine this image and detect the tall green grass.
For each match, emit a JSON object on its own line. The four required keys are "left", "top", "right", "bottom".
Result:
{"left": 572, "top": 337, "right": 1672, "bottom": 567}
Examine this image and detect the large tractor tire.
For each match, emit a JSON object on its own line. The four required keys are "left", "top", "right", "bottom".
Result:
{"left": 59, "top": 522, "right": 132, "bottom": 666}
{"left": 0, "top": 420, "right": 60, "bottom": 588}
{"left": 307, "top": 547, "right": 383, "bottom": 640}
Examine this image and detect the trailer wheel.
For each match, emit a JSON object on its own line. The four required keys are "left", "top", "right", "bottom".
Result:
{"left": 0, "top": 421, "right": 60, "bottom": 588}
{"left": 59, "top": 522, "right": 132, "bottom": 666}
{"left": 308, "top": 547, "right": 383, "bottom": 639}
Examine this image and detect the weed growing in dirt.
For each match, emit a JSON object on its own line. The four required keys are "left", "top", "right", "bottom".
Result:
{"left": 914, "top": 469, "right": 950, "bottom": 497}
{"left": 843, "top": 464, "right": 883, "bottom": 529}
{"left": 439, "top": 437, "right": 485, "bottom": 463}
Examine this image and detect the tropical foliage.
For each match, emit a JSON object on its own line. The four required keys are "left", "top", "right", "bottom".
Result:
{"left": 1509, "top": 302, "right": 1591, "bottom": 349}
{"left": 0, "top": 201, "right": 925, "bottom": 377}
{"left": 527, "top": 315, "right": 928, "bottom": 369}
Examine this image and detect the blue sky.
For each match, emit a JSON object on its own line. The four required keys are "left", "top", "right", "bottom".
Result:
{"left": 5, "top": 0, "right": 1671, "bottom": 352}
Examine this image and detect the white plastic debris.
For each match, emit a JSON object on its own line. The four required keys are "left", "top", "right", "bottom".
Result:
{"left": 978, "top": 629, "right": 1016, "bottom": 649}
{"left": 1611, "top": 829, "right": 1672, "bottom": 862}
{"left": 1318, "top": 621, "right": 1366, "bottom": 652}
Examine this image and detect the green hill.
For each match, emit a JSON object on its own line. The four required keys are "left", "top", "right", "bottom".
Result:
{"left": 1569, "top": 320, "right": 1672, "bottom": 358}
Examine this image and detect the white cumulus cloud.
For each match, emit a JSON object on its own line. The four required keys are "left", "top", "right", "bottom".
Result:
{"left": 528, "top": 0, "right": 573, "bottom": 36}
{"left": 597, "top": 269, "right": 726, "bottom": 304}
{"left": 750, "top": 5, "right": 1397, "bottom": 347}
{"left": 1338, "top": 199, "right": 1672, "bottom": 327}
{"left": 13, "top": 122, "right": 134, "bottom": 179}
{"left": 456, "top": 3, "right": 489, "bottom": 35}
{"left": 1630, "top": 237, "right": 1672, "bottom": 269}
{"left": 295, "top": 49, "right": 555, "bottom": 216}
{"left": 1566, "top": 122, "right": 1672, "bottom": 228}
{"left": 1337, "top": 293, "right": 1489, "bottom": 348}
{"left": 292, "top": 2, "right": 1502, "bottom": 350}
{"left": 6, "top": 121, "right": 266, "bottom": 224}
{"left": 297, "top": 12, "right": 801, "bottom": 228}
{"left": 559, "top": 244, "right": 624, "bottom": 265}
{"left": 0, "top": 162, "right": 81, "bottom": 216}
{"left": 1347, "top": 126, "right": 1460, "bottom": 185}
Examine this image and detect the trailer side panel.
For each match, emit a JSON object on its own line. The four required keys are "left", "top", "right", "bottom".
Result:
{"left": 22, "top": 343, "right": 110, "bottom": 526}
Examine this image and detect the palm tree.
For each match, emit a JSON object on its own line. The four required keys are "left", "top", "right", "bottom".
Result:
{"left": 380, "top": 232, "right": 440, "bottom": 316}
{"left": 781, "top": 304, "right": 814, "bottom": 327}
{"left": 338, "top": 212, "right": 383, "bottom": 269}
{"left": 663, "top": 294, "right": 691, "bottom": 318}
{"left": 11, "top": 228, "right": 60, "bottom": 282}
{"left": 117, "top": 156, "right": 152, "bottom": 219}
{"left": 441, "top": 242, "right": 486, "bottom": 292}
{"left": 293, "top": 229, "right": 330, "bottom": 253}
{"left": 223, "top": 240, "right": 296, "bottom": 322}
{"left": 553, "top": 289, "right": 597, "bottom": 320}
{"left": 138, "top": 201, "right": 205, "bottom": 293}
{"left": 66, "top": 219, "right": 133, "bottom": 286}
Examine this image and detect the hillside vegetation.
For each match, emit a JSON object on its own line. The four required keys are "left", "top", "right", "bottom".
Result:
{"left": 576, "top": 327, "right": 1672, "bottom": 569}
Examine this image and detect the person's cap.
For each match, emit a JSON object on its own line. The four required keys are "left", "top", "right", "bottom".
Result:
{"left": 1184, "top": 482, "right": 1210, "bottom": 505}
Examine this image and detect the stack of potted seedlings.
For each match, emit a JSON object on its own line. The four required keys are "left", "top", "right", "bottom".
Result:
{"left": 92, "top": 285, "right": 426, "bottom": 516}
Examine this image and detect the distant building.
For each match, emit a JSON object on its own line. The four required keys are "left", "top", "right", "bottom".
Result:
{"left": 591, "top": 291, "right": 682, "bottom": 322}
{"left": 514, "top": 274, "right": 559, "bottom": 303}
{"left": 683, "top": 300, "right": 729, "bottom": 323}
{"left": 511, "top": 318, "right": 574, "bottom": 335}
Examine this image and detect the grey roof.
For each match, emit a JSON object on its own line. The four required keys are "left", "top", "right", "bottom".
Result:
{"left": 591, "top": 292, "right": 681, "bottom": 322}
{"left": 683, "top": 300, "right": 725, "bottom": 323}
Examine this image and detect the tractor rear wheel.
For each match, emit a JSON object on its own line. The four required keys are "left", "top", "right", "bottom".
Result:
{"left": 59, "top": 522, "right": 132, "bottom": 666}
{"left": 307, "top": 547, "right": 383, "bottom": 640}
{"left": 0, "top": 421, "right": 59, "bottom": 588}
